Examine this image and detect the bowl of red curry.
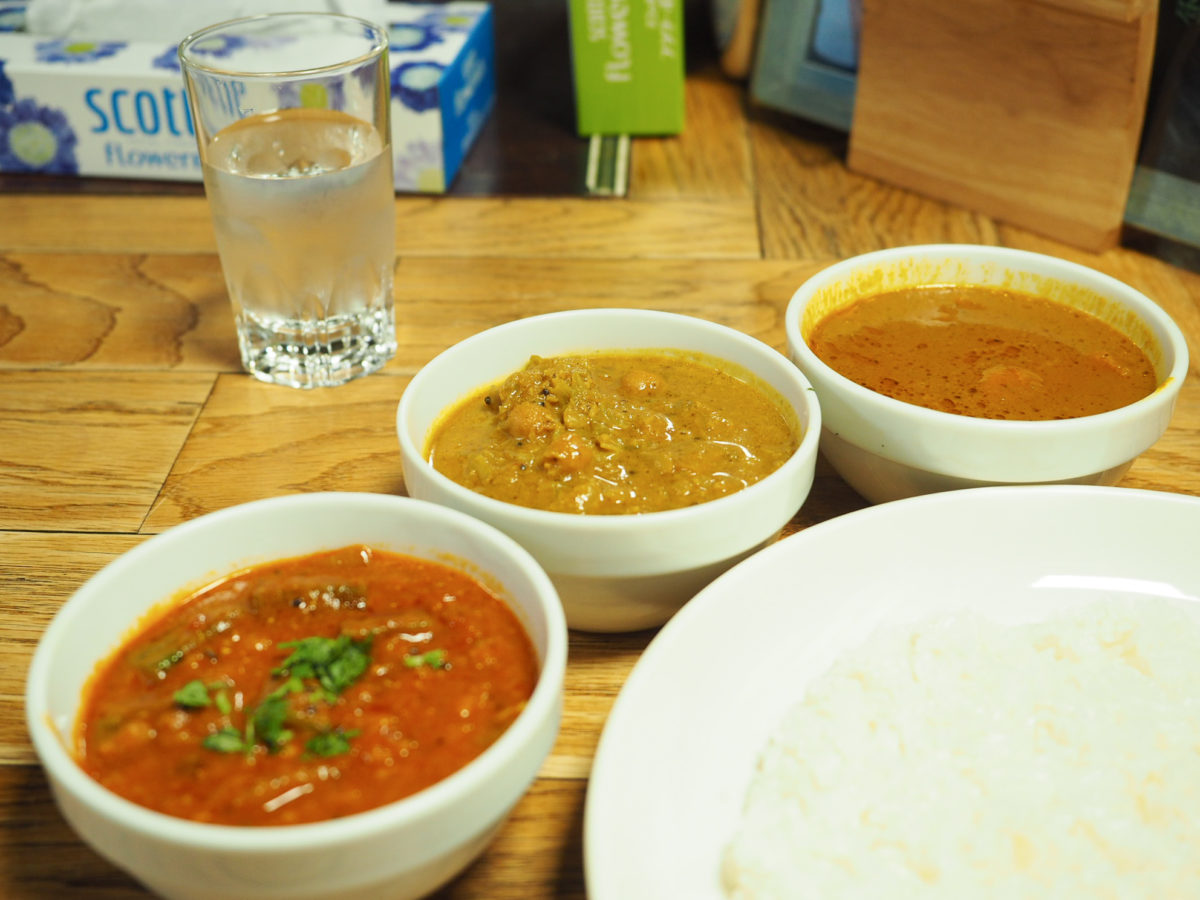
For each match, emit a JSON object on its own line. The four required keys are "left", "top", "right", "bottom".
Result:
{"left": 25, "top": 491, "right": 567, "bottom": 900}
{"left": 785, "top": 244, "right": 1189, "bottom": 504}
{"left": 396, "top": 308, "right": 823, "bottom": 633}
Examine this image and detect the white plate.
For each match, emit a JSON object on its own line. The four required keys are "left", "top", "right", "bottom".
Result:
{"left": 584, "top": 485, "right": 1200, "bottom": 900}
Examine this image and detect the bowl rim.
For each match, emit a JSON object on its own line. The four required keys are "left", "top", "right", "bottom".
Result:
{"left": 783, "top": 243, "right": 1190, "bottom": 437}
{"left": 395, "top": 307, "right": 823, "bottom": 531}
{"left": 24, "top": 491, "right": 568, "bottom": 853}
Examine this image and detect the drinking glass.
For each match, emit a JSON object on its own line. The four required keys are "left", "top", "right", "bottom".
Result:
{"left": 180, "top": 13, "right": 397, "bottom": 389}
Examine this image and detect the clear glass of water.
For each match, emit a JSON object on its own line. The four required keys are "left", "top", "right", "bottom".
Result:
{"left": 180, "top": 13, "right": 397, "bottom": 389}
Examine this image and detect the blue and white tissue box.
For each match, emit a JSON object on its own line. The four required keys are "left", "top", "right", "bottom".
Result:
{"left": 386, "top": 2, "right": 494, "bottom": 192}
{"left": 0, "top": 1, "right": 495, "bottom": 192}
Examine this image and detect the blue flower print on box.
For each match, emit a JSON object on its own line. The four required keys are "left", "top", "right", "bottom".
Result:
{"left": 0, "top": 2, "right": 26, "bottom": 33}
{"left": 151, "top": 44, "right": 181, "bottom": 72}
{"left": 183, "top": 33, "right": 248, "bottom": 60}
{"left": 276, "top": 78, "right": 347, "bottom": 111}
{"left": 36, "top": 38, "right": 126, "bottom": 64}
{"left": 0, "top": 59, "right": 14, "bottom": 106}
{"left": 388, "top": 23, "right": 442, "bottom": 53}
{"left": 416, "top": 7, "right": 481, "bottom": 33}
{"left": 157, "top": 33, "right": 250, "bottom": 71}
{"left": 392, "top": 61, "right": 444, "bottom": 113}
{"left": 0, "top": 97, "right": 79, "bottom": 173}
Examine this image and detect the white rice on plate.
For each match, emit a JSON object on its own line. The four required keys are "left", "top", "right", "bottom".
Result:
{"left": 722, "top": 599, "right": 1200, "bottom": 898}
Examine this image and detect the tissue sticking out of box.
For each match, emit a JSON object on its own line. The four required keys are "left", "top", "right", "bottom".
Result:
{"left": 23, "top": 0, "right": 394, "bottom": 42}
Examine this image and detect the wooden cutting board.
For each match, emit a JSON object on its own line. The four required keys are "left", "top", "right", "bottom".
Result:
{"left": 848, "top": 0, "right": 1158, "bottom": 251}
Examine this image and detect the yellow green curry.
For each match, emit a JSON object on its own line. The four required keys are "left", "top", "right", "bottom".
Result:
{"left": 427, "top": 352, "right": 800, "bottom": 514}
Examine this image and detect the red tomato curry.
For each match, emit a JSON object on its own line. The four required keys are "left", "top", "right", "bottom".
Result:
{"left": 75, "top": 546, "right": 539, "bottom": 826}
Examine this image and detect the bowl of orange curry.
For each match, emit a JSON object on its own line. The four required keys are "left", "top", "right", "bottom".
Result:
{"left": 396, "top": 308, "right": 823, "bottom": 632}
{"left": 25, "top": 492, "right": 567, "bottom": 900}
{"left": 785, "top": 244, "right": 1189, "bottom": 504}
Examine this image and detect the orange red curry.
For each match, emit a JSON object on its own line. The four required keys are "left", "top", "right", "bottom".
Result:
{"left": 75, "top": 546, "right": 538, "bottom": 826}
{"left": 808, "top": 285, "right": 1157, "bottom": 420}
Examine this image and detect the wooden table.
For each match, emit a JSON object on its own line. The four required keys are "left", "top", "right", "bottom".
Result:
{"left": 3, "top": 56, "right": 1200, "bottom": 898}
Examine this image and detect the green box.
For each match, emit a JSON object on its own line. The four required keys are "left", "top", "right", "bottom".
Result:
{"left": 567, "top": 0, "right": 686, "bottom": 135}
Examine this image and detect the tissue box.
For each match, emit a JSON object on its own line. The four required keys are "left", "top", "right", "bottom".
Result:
{"left": 566, "top": 0, "right": 685, "bottom": 135}
{"left": 0, "top": 1, "right": 495, "bottom": 191}
{"left": 387, "top": 2, "right": 494, "bottom": 191}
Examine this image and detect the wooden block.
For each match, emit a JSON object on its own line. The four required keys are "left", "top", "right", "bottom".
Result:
{"left": 714, "top": 0, "right": 764, "bottom": 79}
{"left": 848, "top": 0, "right": 1157, "bottom": 251}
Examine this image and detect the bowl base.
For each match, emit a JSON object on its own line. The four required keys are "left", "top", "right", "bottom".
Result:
{"left": 821, "top": 430, "right": 1136, "bottom": 505}
{"left": 553, "top": 536, "right": 780, "bottom": 632}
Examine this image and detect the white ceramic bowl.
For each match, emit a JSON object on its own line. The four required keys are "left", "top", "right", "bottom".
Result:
{"left": 25, "top": 492, "right": 567, "bottom": 900}
{"left": 396, "top": 308, "right": 822, "bottom": 632}
{"left": 785, "top": 244, "right": 1189, "bottom": 504}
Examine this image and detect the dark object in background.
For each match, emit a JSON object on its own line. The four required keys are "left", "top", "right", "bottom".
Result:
{"left": 450, "top": 0, "right": 585, "bottom": 195}
{"left": 1124, "top": 1, "right": 1200, "bottom": 268}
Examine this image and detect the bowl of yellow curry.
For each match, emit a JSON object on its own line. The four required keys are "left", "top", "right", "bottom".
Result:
{"left": 26, "top": 492, "right": 568, "bottom": 900}
{"left": 785, "top": 244, "right": 1189, "bottom": 504}
{"left": 396, "top": 308, "right": 823, "bottom": 632}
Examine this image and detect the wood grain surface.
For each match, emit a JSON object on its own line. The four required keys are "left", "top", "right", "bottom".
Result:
{"left": 849, "top": 0, "right": 1157, "bottom": 251}
{"left": 2, "top": 33, "right": 1199, "bottom": 900}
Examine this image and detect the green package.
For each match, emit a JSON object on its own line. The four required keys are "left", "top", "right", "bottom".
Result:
{"left": 567, "top": 0, "right": 686, "bottom": 135}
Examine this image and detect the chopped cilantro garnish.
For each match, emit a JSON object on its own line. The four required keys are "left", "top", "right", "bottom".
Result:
{"left": 251, "top": 695, "right": 293, "bottom": 753}
{"left": 203, "top": 727, "right": 250, "bottom": 754}
{"left": 404, "top": 648, "right": 448, "bottom": 669}
{"left": 173, "top": 679, "right": 212, "bottom": 708}
{"left": 197, "top": 634, "right": 372, "bottom": 757}
{"left": 306, "top": 728, "right": 360, "bottom": 757}
{"left": 273, "top": 634, "right": 372, "bottom": 701}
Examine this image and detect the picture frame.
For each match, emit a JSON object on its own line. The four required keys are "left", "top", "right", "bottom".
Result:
{"left": 748, "top": 0, "right": 858, "bottom": 132}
